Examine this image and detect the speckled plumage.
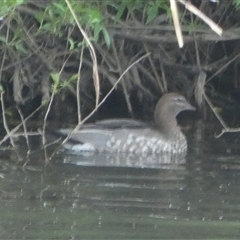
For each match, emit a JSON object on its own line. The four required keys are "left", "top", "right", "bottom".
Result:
{"left": 57, "top": 92, "right": 195, "bottom": 154}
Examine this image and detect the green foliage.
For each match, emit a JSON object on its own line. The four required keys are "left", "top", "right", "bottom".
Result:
{"left": 112, "top": 0, "right": 169, "bottom": 24}
{"left": 0, "top": 0, "right": 25, "bottom": 16}
{"left": 146, "top": 0, "right": 169, "bottom": 24}
{"left": 0, "top": 23, "right": 28, "bottom": 54}
{"left": 146, "top": 4, "right": 159, "bottom": 24}
{"left": 0, "top": 0, "right": 171, "bottom": 53}
{"left": 233, "top": 0, "right": 240, "bottom": 9}
{"left": 35, "top": 0, "right": 111, "bottom": 47}
{"left": 35, "top": 2, "right": 74, "bottom": 37}
{"left": 68, "top": 38, "right": 76, "bottom": 51}
{"left": 61, "top": 74, "right": 78, "bottom": 88}
{"left": 50, "top": 72, "right": 78, "bottom": 94}
{"left": 0, "top": 0, "right": 28, "bottom": 54}
{"left": 50, "top": 72, "right": 61, "bottom": 94}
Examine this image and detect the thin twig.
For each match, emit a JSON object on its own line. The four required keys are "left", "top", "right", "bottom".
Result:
{"left": 203, "top": 92, "right": 228, "bottom": 129}
{"left": 203, "top": 92, "right": 240, "bottom": 138}
{"left": 17, "top": 107, "right": 31, "bottom": 151}
{"left": 77, "top": 44, "right": 84, "bottom": 123}
{"left": 17, "top": 106, "right": 31, "bottom": 166}
{"left": 144, "top": 44, "right": 165, "bottom": 92}
{"left": 65, "top": 0, "right": 100, "bottom": 107}
{"left": 0, "top": 105, "right": 43, "bottom": 146}
{"left": 41, "top": 55, "right": 71, "bottom": 163}
{"left": 215, "top": 127, "right": 240, "bottom": 138}
{"left": 207, "top": 52, "right": 240, "bottom": 83}
{"left": 178, "top": 0, "right": 223, "bottom": 36}
{"left": 1, "top": 92, "right": 22, "bottom": 161}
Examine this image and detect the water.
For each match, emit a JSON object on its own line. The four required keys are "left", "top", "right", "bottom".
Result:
{"left": 0, "top": 130, "right": 240, "bottom": 239}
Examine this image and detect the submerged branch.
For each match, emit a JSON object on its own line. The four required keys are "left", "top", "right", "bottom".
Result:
{"left": 204, "top": 92, "right": 240, "bottom": 138}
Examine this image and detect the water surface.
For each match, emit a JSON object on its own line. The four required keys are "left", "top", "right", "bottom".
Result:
{"left": 0, "top": 130, "right": 240, "bottom": 239}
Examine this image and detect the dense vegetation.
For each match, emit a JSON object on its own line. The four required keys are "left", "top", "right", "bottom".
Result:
{"left": 0, "top": 0, "right": 240, "bottom": 134}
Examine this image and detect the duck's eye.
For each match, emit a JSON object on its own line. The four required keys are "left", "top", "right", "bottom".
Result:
{"left": 175, "top": 97, "right": 184, "bottom": 102}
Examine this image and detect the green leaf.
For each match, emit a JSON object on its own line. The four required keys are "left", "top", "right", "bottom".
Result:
{"left": 35, "top": 10, "right": 47, "bottom": 26}
{"left": 233, "top": 0, "right": 240, "bottom": 9}
{"left": 68, "top": 38, "right": 76, "bottom": 51}
{"left": 61, "top": 74, "right": 78, "bottom": 88}
{"left": 93, "top": 23, "right": 102, "bottom": 41}
{"left": 146, "top": 5, "right": 158, "bottom": 24}
{"left": 14, "top": 41, "right": 28, "bottom": 54}
{"left": 115, "top": 1, "right": 127, "bottom": 22}
{"left": 50, "top": 72, "right": 60, "bottom": 93}
{"left": 68, "top": 74, "right": 78, "bottom": 82}
{"left": 12, "top": 28, "right": 22, "bottom": 42}
{"left": 41, "top": 23, "right": 53, "bottom": 32}
{"left": 50, "top": 72, "right": 59, "bottom": 83}
{"left": 88, "top": 9, "right": 102, "bottom": 24}
{"left": 0, "top": 35, "right": 7, "bottom": 43}
{"left": 102, "top": 27, "right": 111, "bottom": 48}
{"left": 16, "top": 0, "right": 25, "bottom": 4}
{"left": 52, "top": 2, "right": 66, "bottom": 14}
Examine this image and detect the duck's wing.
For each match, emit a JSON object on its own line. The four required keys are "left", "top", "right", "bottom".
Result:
{"left": 56, "top": 127, "right": 166, "bottom": 153}
{"left": 82, "top": 118, "right": 148, "bottom": 129}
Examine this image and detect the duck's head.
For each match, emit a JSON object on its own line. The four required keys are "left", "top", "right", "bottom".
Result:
{"left": 154, "top": 92, "right": 195, "bottom": 133}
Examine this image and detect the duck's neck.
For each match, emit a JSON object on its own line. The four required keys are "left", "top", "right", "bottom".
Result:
{"left": 154, "top": 109, "right": 182, "bottom": 140}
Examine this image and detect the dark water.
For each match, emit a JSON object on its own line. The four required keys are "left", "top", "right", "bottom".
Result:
{"left": 0, "top": 130, "right": 240, "bottom": 239}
